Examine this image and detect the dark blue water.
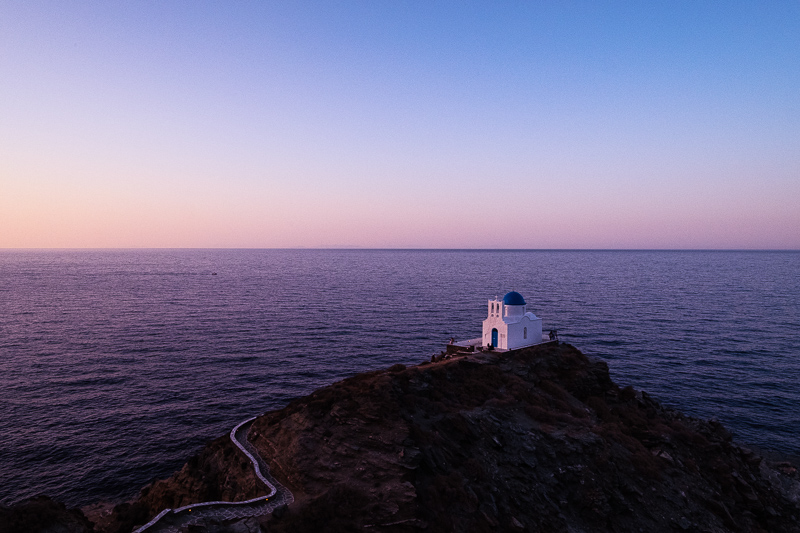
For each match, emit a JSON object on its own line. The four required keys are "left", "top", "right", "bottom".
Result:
{"left": 1, "top": 250, "right": 798, "bottom": 507}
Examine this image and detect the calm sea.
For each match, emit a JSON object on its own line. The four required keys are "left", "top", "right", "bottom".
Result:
{"left": 1, "top": 250, "right": 798, "bottom": 507}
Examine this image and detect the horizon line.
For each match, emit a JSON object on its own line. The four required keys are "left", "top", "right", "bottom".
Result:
{"left": 1, "top": 247, "right": 798, "bottom": 253}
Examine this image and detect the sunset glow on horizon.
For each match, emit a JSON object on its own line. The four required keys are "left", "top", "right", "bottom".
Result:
{"left": 2, "top": 2, "right": 799, "bottom": 249}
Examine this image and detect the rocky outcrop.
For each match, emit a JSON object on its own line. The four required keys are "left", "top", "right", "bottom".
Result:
{"left": 0, "top": 495, "right": 94, "bottom": 533}
{"left": 11, "top": 343, "right": 799, "bottom": 532}
{"left": 244, "top": 344, "right": 800, "bottom": 532}
{"left": 102, "top": 342, "right": 800, "bottom": 533}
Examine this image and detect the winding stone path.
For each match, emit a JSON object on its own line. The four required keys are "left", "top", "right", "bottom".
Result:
{"left": 133, "top": 416, "right": 294, "bottom": 533}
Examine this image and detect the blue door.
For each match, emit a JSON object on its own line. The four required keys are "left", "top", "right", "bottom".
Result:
{"left": 491, "top": 328, "right": 498, "bottom": 347}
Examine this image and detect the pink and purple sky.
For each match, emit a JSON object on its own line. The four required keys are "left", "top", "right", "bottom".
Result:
{"left": 1, "top": 2, "right": 798, "bottom": 249}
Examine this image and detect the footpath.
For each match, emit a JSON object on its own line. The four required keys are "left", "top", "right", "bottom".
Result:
{"left": 133, "top": 417, "right": 293, "bottom": 533}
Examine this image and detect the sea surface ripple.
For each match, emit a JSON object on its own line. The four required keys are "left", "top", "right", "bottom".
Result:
{"left": 0, "top": 249, "right": 798, "bottom": 507}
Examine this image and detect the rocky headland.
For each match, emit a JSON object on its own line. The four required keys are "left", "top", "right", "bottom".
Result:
{"left": 3, "top": 343, "right": 799, "bottom": 532}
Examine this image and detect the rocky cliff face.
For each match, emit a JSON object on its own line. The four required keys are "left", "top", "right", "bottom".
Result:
{"left": 8, "top": 343, "right": 800, "bottom": 533}
{"left": 0, "top": 495, "right": 94, "bottom": 533}
{"left": 241, "top": 343, "right": 800, "bottom": 533}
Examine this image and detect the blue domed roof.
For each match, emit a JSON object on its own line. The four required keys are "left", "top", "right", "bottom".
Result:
{"left": 502, "top": 291, "right": 526, "bottom": 306}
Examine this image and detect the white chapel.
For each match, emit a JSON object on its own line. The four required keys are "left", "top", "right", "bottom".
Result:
{"left": 482, "top": 291, "right": 543, "bottom": 350}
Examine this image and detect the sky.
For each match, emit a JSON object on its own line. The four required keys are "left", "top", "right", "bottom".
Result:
{"left": 1, "top": 1, "right": 798, "bottom": 249}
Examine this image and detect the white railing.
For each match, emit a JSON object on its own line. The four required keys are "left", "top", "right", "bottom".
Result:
{"left": 132, "top": 415, "right": 287, "bottom": 533}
